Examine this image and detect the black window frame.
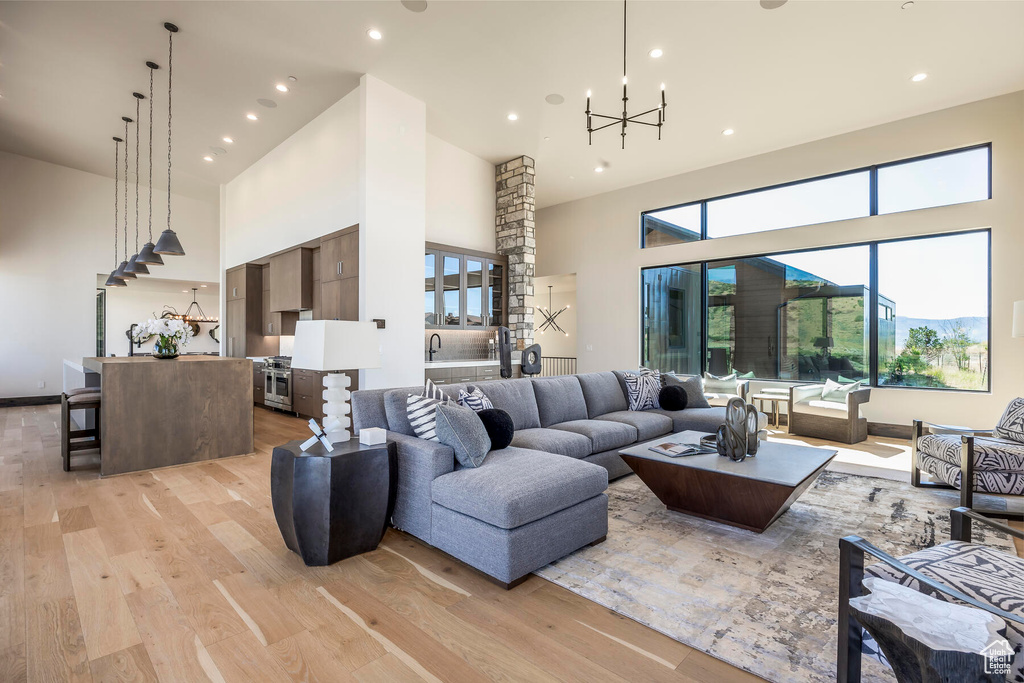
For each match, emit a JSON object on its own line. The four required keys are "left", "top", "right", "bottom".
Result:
{"left": 639, "top": 228, "right": 992, "bottom": 393}
{"left": 639, "top": 143, "right": 992, "bottom": 248}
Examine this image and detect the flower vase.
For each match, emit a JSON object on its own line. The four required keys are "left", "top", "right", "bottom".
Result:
{"left": 152, "top": 336, "right": 180, "bottom": 359}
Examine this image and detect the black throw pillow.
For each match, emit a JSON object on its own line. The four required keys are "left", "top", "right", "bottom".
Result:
{"left": 659, "top": 385, "right": 689, "bottom": 412}
{"left": 477, "top": 408, "right": 514, "bottom": 450}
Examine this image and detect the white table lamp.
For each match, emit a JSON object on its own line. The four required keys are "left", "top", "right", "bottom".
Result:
{"left": 291, "top": 320, "right": 381, "bottom": 443}
{"left": 1014, "top": 301, "right": 1024, "bottom": 339}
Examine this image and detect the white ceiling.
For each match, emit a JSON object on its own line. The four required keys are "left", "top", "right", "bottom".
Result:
{"left": 2, "top": 1, "right": 1023, "bottom": 209}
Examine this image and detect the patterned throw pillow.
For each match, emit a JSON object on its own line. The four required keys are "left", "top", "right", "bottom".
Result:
{"left": 995, "top": 397, "right": 1024, "bottom": 444}
{"left": 821, "top": 378, "right": 862, "bottom": 404}
{"left": 623, "top": 370, "right": 661, "bottom": 411}
{"left": 406, "top": 379, "right": 453, "bottom": 441}
{"left": 457, "top": 386, "right": 494, "bottom": 412}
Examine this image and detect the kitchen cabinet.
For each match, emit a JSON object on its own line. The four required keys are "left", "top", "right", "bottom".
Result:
{"left": 262, "top": 296, "right": 298, "bottom": 336}
{"left": 321, "top": 278, "right": 358, "bottom": 321}
{"left": 425, "top": 244, "right": 507, "bottom": 330}
{"left": 224, "top": 264, "right": 276, "bottom": 359}
{"left": 424, "top": 363, "right": 518, "bottom": 385}
{"left": 321, "top": 231, "right": 358, "bottom": 283}
{"left": 311, "top": 247, "right": 321, "bottom": 320}
{"left": 269, "top": 248, "right": 313, "bottom": 312}
{"left": 253, "top": 362, "right": 265, "bottom": 405}
{"left": 226, "top": 267, "right": 246, "bottom": 301}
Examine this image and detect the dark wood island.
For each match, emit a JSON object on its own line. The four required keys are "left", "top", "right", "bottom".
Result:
{"left": 81, "top": 356, "right": 254, "bottom": 476}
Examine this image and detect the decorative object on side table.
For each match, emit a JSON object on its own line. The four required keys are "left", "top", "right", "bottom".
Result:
{"left": 359, "top": 427, "right": 387, "bottom": 446}
{"left": 300, "top": 418, "right": 333, "bottom": 452}
{"left": 133, "top": 317, "right": 194, "bottom": 358}
{"left": 271, "top": 438, "right": 396, "bottom": 566}
{"left": 716, "top": 397, "right": 750, "bottom": 461}
{"left": 291, "top": 320, "right": 381, "bottom": 443}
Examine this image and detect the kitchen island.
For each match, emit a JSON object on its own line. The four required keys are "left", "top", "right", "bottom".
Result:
{"left": 80, "top": 356, "right": 253, "bottom": 476}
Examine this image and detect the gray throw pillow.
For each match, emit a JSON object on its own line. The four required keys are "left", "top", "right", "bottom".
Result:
{"left": 663, "top": 374, "right": 711, "bottom": 409}
{"left": 434, "top": 401, "right": 490, "bottom": 468}
{"left": 995, "top": 397, "right": 1024, "bottom": 444}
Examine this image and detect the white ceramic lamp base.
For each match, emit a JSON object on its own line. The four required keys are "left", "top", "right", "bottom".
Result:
{"left": 322, "top": 373, "right": 352, "bottom": 443}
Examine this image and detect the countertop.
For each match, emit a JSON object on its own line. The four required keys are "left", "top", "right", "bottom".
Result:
{"left": 424, "top": 358, "right": 521, "bottom": 369}
{"left": 81, "top": 356, "right": 249, "bottom": 374}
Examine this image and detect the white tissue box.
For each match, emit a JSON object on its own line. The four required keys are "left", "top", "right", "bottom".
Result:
{"left": 359, "top": 428, "right": 387, "bottom": 446}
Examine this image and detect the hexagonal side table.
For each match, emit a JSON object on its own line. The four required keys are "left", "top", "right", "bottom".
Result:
{"left": 271, "top": 438, "right": 396, "bottom": 566}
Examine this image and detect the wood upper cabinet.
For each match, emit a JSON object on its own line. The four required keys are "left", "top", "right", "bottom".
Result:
{"left": 262, "top": 296, "right": 298, "bottom": 336}
{"left": 226, "top": 298, "right": 246, "bottom": 358}
{"left": 226, "top": 267, "right": 246, "bottom": 301}
{"left": 321, "top": 232, "right": 358, "bottom": 283}
{"left": 321, "top": 278, "right": 358, "bottom": 321}
{"left": 224, "top": 264, "right": 276, "bottom": 358}
{"left": 268, "top": 248, "right": 313, "bottom": 312}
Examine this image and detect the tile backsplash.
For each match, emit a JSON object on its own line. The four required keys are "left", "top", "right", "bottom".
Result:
{"left": 424, "top": 330, "right": 499, "bottom": 362}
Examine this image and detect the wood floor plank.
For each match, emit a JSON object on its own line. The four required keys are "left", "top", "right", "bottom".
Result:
{"left": 351, "top": 652, "right": 422, "bottom": 683}
{"left": 0, "top": 523, "right": 25, "bottom": 599}
{"left": 0, "top": 642, "right": 27, "bottom": 683}
{"left": 61, "top": 528, "right": 142, "bottom": 660}
{"left": 205, "top": 630, "right": 294, "bottom": 683}
{"left": 108, "top": 551, "right": 165, "bottom": 596}
{"left": 23, "top": 522, "right": 73, "bottom": 601}
{"left": 57, "top": 506, "right": 96, "bottom": 535}
{"left": 88, "top": 643, "right": 159, "bottom": 683}
{"left": 268, "top": 629, "right": 359, "bottom": 683}
{"left": 164, "top": 577, "right": 247, "bottom": 648}
{"left": 25, "top": 597, "right": 91, "bottom": 683}
{"left": 0, "top": 591, "right": 26, "bottom": 650}
{"left": 212, "top": 571, "right": 304, "bottom": 647}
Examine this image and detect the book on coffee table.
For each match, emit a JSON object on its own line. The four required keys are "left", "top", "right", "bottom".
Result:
{"left": 648, "top": 442, "right": 712, "bottom": 458}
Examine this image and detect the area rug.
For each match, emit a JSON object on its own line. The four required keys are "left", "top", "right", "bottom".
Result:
{"left": 534, "top": 471, "right": 1015, "bottom": 683}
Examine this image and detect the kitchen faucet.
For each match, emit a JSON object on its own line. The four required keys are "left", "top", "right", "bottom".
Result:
{"left": 428, "top": 333, "right": 441, "bottom": 362}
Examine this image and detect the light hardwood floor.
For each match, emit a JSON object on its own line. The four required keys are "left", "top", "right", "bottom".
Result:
{"left": 0, "top": 403, "right": 763, "bottom": 683}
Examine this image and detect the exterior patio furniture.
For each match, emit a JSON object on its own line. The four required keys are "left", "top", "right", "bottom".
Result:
{"left": 788, "top": 383, "right": 871, "bottom": 444}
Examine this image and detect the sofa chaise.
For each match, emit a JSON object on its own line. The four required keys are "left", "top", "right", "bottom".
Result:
{"left": 351, "top": 370, "right": 755, "bottom": 588}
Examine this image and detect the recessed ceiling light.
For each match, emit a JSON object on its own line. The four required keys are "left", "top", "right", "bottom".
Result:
{"left": 760, "top": 0, "right": 787, "bottom": 8}
{"left": 594, "top": 166, "right": 604, "bottom": 173}
{"left": 210, "top": 146, "right": 227, "bottom": 156}
{"left": 288, "top": 76, "right": 298, "bottom": 82}
{"left": 246, "top": 113, "right": 258, "bottom": 121}
{"left": 649, "top": 48, "right": 663, "bottom": 59}
{"left": 367, "top": 28, "right": 382, "bottom": 40}
{"left": 222, "top": 137, "right": 233, "bottom": 144}
{"left": 507, "top": 113, "right": 518, "bottom": 121}
{"left": 401, "top": 0, "right": 428, "bottom": 12}
{"left": 200, "top": 284, "right": 208, "bottom": 287}
{"left": 276, "top": 84, "right": 289, "bottom": 93}
{"left": 203, "top": 156, "right": 214, "bottom": 162}
{"left": 545, "top": 94, "right": 565, "bottom": 105}
{"left": 911, "top": 72, "right": 928, "bottom": 82}
{"left": 257, "top": 98, "right": 277, "bottom": 108}
{"left": 543, "top": 136, "right": 550, "bottom": 141}
{"left": 182, "top": 290, "right": 188, "bottom": 293}
{"left": 722, "top": 128, "right": 735, "bottom": 136}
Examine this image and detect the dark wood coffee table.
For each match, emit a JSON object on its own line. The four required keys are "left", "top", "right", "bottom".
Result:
{"left": 618, "top": 431, "right": 836, "bottom": 532}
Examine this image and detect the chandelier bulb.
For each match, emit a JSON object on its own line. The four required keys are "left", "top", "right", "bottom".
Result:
{"left": 622, "top": 76, "right": 628, "bottom": 85}
{"left": 661, "top": 83, "right": 666, "bottom": 91}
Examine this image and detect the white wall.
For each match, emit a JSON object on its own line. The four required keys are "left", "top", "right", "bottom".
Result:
{"left": 426, "top": 134, "right": 495, "bottom": 253}
{"left": 537, "top": 91, "right": 1024, "bottom": 428}
{"left": 223, "top": 91, "right": 361, "bottom": 269}
{"left": 0, "top": 151, "right": 220, "bottom": 398}
{"left": 102, "top": 279, "right": 221, "bottom": 356}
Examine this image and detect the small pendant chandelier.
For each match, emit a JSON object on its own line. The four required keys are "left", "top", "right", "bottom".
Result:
{"left": 124, "top": 92, "right": 150, "bottom": 275}
{"left": 537, "top": 285, "right": 570, "bottom": 337}
{"left": 105, "top": 136, "right": 128, "bottom": 287}
{"left": 114, "top": 116, "right": 137, "bottom": 280}
{"left": 166, "top": 288, "right": 219, "bottom": 323}
{"left": 585, "top": 0, "right": 666, "bottom": 149}
{"left": 154, "top": 22, "right": 186, "bottom": 256}
{"left": 137, "top": 61, "right": 164, "bottom": 266}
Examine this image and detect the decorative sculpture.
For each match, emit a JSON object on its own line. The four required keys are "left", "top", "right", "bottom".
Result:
{"left": 300, "top": 418, "right": 334, "bottom": 452}
{"left": 716, "top": 397, "right": 750, "bottom": 461}
{"left": 746, "top": 404, "right": 768, "bottom": 455}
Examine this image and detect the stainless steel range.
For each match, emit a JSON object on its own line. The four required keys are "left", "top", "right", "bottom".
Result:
{"left": 264, "top": 356, "right": 292, "bottom": 411}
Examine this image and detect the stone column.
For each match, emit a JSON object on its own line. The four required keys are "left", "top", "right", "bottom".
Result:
{"left": 495, "top": 156, "right": 535, "bottom": 349}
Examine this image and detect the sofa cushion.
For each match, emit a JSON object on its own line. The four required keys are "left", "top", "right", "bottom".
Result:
{"left": 479, "top": 378, "right": 541, "bottom": 431}
{"left": 793, "top": 399, "right": 848, "bottom": 418}
{"left": 383, "top": 386, "right": 431, "bottom": 436}
{"left": 918, "top": 454, "right": 1024, "bottom": 495}
{"left": 821, "top": 378, "right": 861, "bottom": 404}
{"left": 577, "top": 372, "right": 629, "bottom": 418}
{"left": 595, "top": 410, "right": 673, "bottom": 441}
{"left": 434, "top": 402, "right": 490, "bottom": 468}
{"left": 648, "top": 406, "right": 730, "bottom": 434}
{"left": 532, "top": 375, "right": 589, "bottom": 428}
{"left": 431, "top": 447, "right": 608, "bottom": 529}
{"left": 550, "top": 420, "right": 637, "bottom": 453}
{"left": 704, "top": 372, "right": 739, "bottom": 394}
{"left": 457, "top": 386, "right": 493, "bottom": 412}
{"left": 511, "top": 428, "right": 592, "bottom": 459}
{"left": 995, "top": 397, "right": 1024, "bottom": 444}
{"left": 918, "top": 433, "right": 1024, "bottom": 471}
{"left": 406, "top": 393, "right": 452, "bottom": 441}
{"left": 663, "top": 374, "right": 712, "bottom": 409}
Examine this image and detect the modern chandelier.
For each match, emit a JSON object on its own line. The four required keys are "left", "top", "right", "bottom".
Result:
{"left": 537, "top": 285, "right": 570, "bottom": 337}
{"left": 585, "top": 0, "right": 666, "bottom": 149}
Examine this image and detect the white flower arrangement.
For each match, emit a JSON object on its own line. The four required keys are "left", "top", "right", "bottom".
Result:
{"left": 137, "top": 317, "right": 194, "bottom": 348}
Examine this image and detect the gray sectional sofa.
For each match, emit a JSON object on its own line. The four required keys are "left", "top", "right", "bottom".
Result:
{"left": 351, "top": 370, "right": 747, "bottom": 587}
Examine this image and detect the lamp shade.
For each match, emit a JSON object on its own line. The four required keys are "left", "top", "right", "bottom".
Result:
{"left": 291, "top": 320, "right": 381, "bottom": 371}
{"left": 124, "top": 254, "right": 150, "bottom": 275}
{"left": 154, "top": 229, "right": 185, "bottom": 255}
{"left": 137, "top": 241, "right": 164, "bottom": 265}
{"left": 1014, "top": 300, "right": 1024, "bottom": 339}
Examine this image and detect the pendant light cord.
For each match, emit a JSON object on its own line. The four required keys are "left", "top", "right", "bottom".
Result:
{"left": 113, "top": 139, "right": 120, "bottom": 268}
{"left": 124, "top": 118, "right": 130, "bottom": 262}
{"left": 148, "top": 66, "right": 154, "bottom": 242}
{"left": 622, "top": 0, "right": 627, "bottom": 81}
{"left": 166, "top": 28, "right": 173, "bottom": 232}
{"left": 134, "top": 97, "right": 141, "bottom": 253}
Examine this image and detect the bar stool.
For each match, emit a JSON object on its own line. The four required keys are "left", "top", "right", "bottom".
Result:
{"left": 61, "top": 391, "right": 101, "bottom": 472}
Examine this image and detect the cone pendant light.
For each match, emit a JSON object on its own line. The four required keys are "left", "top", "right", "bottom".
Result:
{"left": 115, "top": 116, "right": 137, "bottom": 279}
{"left": 105, "top": 136, "right": 128, "bottom": 287}
{"left": 124, "top": 92, "right": 149, "bottom": 275}
{"left": 154, "top": 22, "right": 185, "bottom": 256}
{"left": 137, "top": 62, "right": 163, "bottom": 266}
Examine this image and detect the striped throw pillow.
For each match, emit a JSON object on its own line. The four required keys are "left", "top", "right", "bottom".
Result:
{"left": 407, "top": 393, "right": 448, "bottom": 441}
{"left": 623, "top": 370, "right": 661, "bottom": 411}
{"left": 457, "top": 386, "right": 494, "bottom": 412}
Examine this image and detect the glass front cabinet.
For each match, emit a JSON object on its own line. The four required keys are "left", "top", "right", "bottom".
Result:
{"left": 425, "top": 246, "right": 506, "bottom": 330}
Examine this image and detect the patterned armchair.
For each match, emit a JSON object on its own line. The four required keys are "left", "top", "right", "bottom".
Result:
{"left": 911, "top": 397, "right": 1024, "bottom": 513}
{"left": 838, "top": 507, "right": 1024, "bottom": 683}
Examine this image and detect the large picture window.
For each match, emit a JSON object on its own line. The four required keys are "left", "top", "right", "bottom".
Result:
{"left": 641, "top": 230, "right": 990, "bottom": 392}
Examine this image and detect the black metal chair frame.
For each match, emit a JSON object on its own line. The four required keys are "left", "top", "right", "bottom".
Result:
{"left": 838, "top": 507, "right": 1024, "bottom": 683}
{"left": 910, "top": 420, "right": 1024, "bottom": 521}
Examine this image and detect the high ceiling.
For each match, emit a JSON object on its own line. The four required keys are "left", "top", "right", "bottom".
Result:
{"left": 1, "top": 1, "right": 1023, "bottom": 208}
